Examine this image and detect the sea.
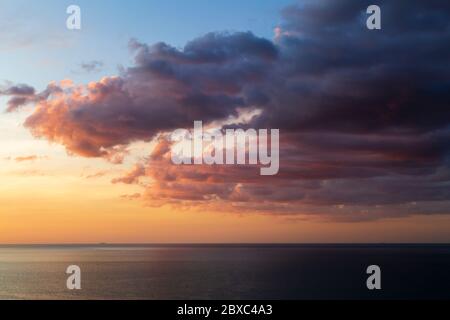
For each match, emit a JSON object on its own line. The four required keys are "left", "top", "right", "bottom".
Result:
{"left": 0, "top": 244, "right": 449, "bottom": 300}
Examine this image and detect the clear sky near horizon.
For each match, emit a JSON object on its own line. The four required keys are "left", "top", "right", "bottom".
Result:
{"left": 1, "top": 0, "right": 450, "bottom": 244}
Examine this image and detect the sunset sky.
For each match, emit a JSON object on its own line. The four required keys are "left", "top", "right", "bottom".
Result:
{"left": 1, "top": 0, "right": 450, "bottom": 244}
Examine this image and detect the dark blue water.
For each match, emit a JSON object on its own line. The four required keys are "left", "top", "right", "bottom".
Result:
{"left": 0, "top": 244, "right": 449, "bottom": 299}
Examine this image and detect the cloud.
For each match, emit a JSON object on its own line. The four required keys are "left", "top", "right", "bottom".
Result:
{"left": 1, "top": 82, "right": 62, "bottom": 112}
{"left": 112, "top": 164, "right": 146, "bottom": 185}
{"left": 7, "top": 0, "right": 450, "bottom": 221}
{"left": 12, "top": 155, "right": 49, "bottom": 162}
{"left": 120, "top": 193, "right": 142, "bottom": 200}
{"left": 79, "top": 60, "right": 104, "bottom": 73}
{"left": 83, "top": 170, "right": 109, "bottom": 179}
{"left": 1, "top": 83, "right": 35, "bottom": 112}
{"left": 12, "top": 155, "right": 51, "bottom": 163}
{"left": 6, "top": 31, "right": 275, "bottom": 159}
{"left": 14, "top": 155, "right": 38, "bottom": 162}
{"left": 1, "top": 84, "right": 35, "bottom": 96}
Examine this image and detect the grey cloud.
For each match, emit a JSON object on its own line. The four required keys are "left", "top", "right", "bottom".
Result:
{"left": 8, "top": 1, "right": 450, "bottom": 220}
{"left": 80, "top": 60, "right": 104, "bottom": 73}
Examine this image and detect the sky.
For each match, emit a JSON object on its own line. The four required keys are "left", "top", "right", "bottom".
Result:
{"left": 1, "top": 0, "right": 450, "bottom": 244}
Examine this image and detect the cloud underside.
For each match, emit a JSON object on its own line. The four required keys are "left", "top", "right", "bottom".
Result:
{"left": 4, "top": 0, "right": 450, "bottom": 221}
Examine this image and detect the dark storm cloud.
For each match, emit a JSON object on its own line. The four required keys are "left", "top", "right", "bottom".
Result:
{"left": 6, "top": 0, "right": 450, "bottom": 220}
{"left": 252, "top": 0, "right": 450, "bottom": 134}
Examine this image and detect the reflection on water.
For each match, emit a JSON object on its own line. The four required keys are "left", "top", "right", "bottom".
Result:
{"left": 0, "top": 244, "right": 449, "bottom": 299}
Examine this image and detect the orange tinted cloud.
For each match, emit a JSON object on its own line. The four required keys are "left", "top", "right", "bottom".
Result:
{"left": 5, "top": 1, "right": 450, "bottom": 221}
{"left": 14, "top": 155, "right": 38, "bottom": 162}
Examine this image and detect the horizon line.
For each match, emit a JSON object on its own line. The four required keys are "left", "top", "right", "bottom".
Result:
{"left": 1, "top": 242, "right": 450, "bottom": 247}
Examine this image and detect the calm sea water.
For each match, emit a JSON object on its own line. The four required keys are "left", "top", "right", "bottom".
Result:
{"left": 0, "top": 244, "right": 449, "bottom": 300}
